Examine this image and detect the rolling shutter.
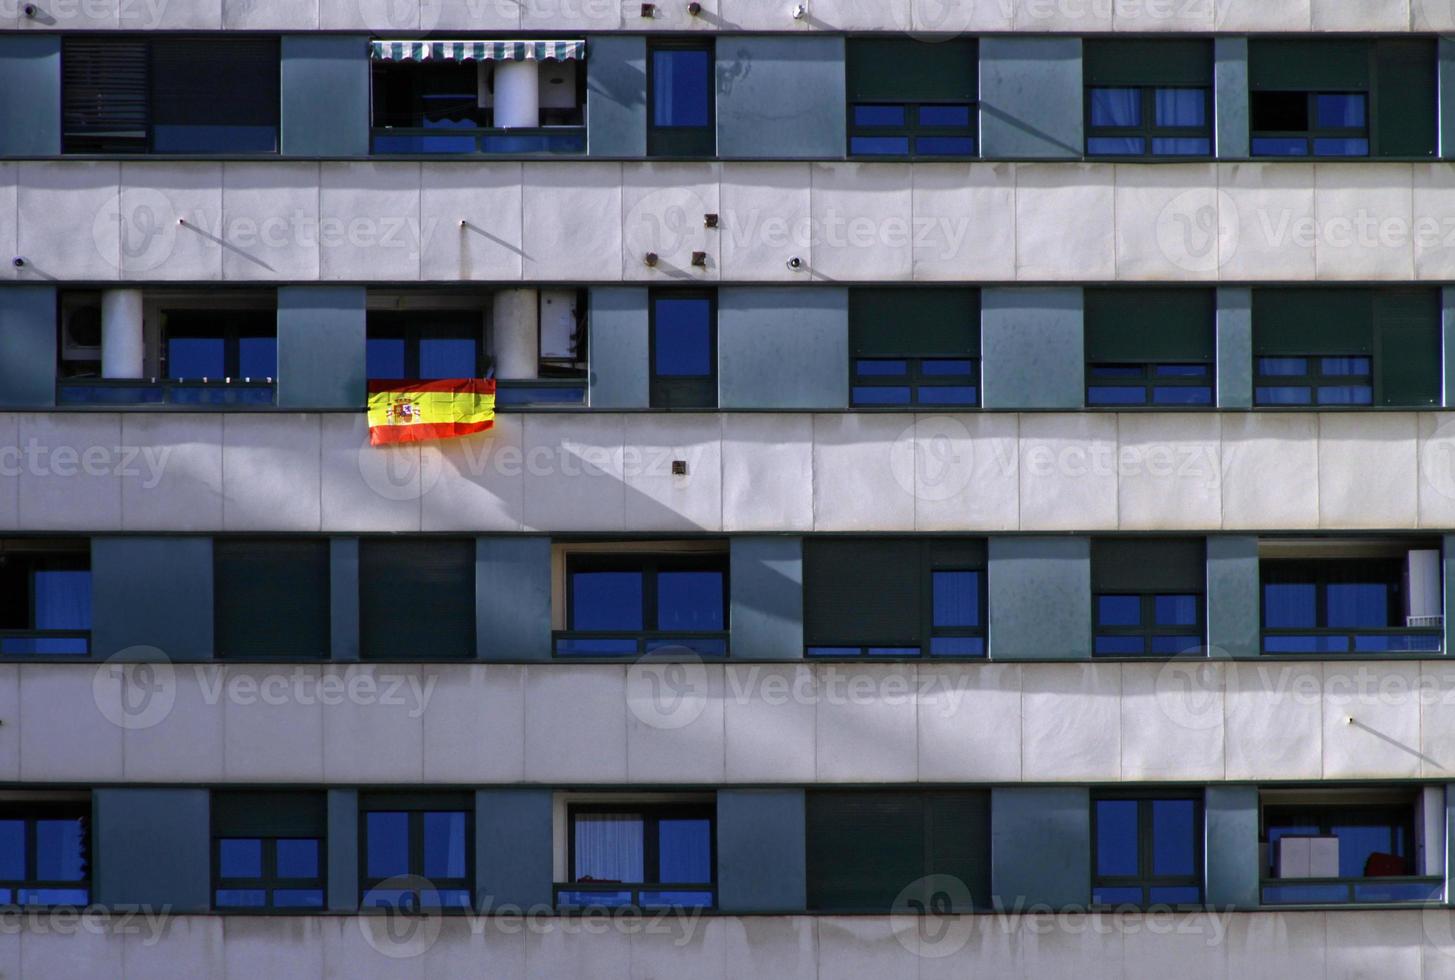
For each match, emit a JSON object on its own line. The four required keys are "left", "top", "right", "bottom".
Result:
{"left": 214, "top": 539, "right": 330, "bottom": 659}
{"left": 359, "top": 538, "right": 476, "bottom": 659}
{"left": 1084, "top": 39, "right": 1212, "bottom": 87}
{"left": 62, "top": 38, "right": 149, "bottom": 152}
{"left": 850, "top": 289, "right": 980, "bottom": 358}
{"left": 151, "top": 39, "right": 279, "bottom": 153}
{"left": 1374, "top": 289, "right": 1441, "bottom": 407}
{"left": 1085, "top": 289, "right": 1216, "bottom": 364}
{"left": 1091, "top": 538, "right": 1206, "bottom": 594}
{"left": 212, "top": 791, "right": 327, "bottom": 837}
{"left": 803, "top": 539, "right": 922, "bottom": 647}
{"left": 1248, "top": 40, "right": 1370, "bottom": 92}
{"left": 847, "top": 38, "right": 977, "bottom": 103}
{"left": 1374, "top": 39, "right": 1437, "bottom": 158}
{"left": 1253, "top": 289, "right": 1372, "bottom": 356}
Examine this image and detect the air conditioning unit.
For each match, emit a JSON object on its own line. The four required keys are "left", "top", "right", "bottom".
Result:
{"left": 60, "top": 298, "right": 102, "bottom": 362}
{"left": 1407, "top": 549, "right": 1443, "bottom": 628}
{"left": 539, "top": 60, "right": 578, "bottom": 110}
{"left": 539, "top": 290, "right": 580, "bottom": 361}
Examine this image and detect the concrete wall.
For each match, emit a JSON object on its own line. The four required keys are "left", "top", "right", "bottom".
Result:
{"left": 13, "top": 659, "right": 1455, "bottom": 784}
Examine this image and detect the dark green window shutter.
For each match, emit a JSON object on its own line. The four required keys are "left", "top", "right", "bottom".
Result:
{"left": 62, "top": 38, "right": 149, "bottom": 152}
{"left": 926, "top": 539, "right": 987, "bottom": 569}
{"left": 807, "top": 793, "right": 925, "bottom": 911}
{"left": 850, "top": 289, "right": 980, "bottom": 358}
{"left": 1374, "top": 289, "right": 1441, "bottom": 407}
{"left": 1084, "top": 40, "right": 1212, "bottom": 87}
{"left": 1091, "top": 538, "right": 1205, "bottom": 594}
{"left": 847, "top": 39, "right": 977, "bottom": 103}
{"left": 1085, "top": 289, "right": 1215, "bottom": 363}
{"left": 214, "top": 539, "right": 330, "bottom": 659}
{"left": 924, "top": 792, "right": 990, "bottom": 912}
{"left": 359, "top": 539, "right": 475, "bottom": 660}
{"left": 1253, "top": 289, "right": 1372, "bottom": 356}
{"left": 213, "top": 791, "right": 327, "bottom": 837}
{"left": 1248, "top": 40, "right": 1371, "bottom": 92}
{"left": 803, "top": 539, "right": 922, "bottom": 647}
{"left": 1373, "top": 39, "right": 1436, "bottom": 158}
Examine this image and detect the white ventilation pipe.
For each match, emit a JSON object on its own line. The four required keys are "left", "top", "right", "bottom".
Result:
{"left": 100, "top": 289, "right": 144, "bottom": 379}
{"left": 493, "top": 289, "right": 539, "bottom": 380}
{"left": 494, "top": 60, "right": 540, "bottom": 129}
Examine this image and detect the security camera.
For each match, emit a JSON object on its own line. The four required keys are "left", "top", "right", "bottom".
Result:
{"left": 11, "top": 257, "right": 24, "bottom": 268}
{"left": 786, "top": 256, "right": 803, "bottom": 271}
{"left": 22, "top": 4, "right": 37, "bottom": 16}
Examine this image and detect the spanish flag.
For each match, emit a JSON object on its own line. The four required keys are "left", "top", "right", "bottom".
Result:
{"left": 367, "top": 378, "right": 496, "bottom": 446}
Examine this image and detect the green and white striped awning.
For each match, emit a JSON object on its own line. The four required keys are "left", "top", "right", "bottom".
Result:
{"left": 371, "top": 39, "right": 586, "bottom": 62}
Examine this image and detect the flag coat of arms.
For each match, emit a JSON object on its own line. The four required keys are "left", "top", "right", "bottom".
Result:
{"left": 366, "top": 378, "right": 496, "bottom": 445}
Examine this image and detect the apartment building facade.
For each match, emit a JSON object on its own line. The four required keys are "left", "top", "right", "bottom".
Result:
{"left": 3, "top": 0, "right": 1455, "bottom": 975}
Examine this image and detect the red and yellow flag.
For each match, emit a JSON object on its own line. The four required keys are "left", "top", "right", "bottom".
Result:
{"left": 367, "top": 378, "right": 496, "bottom": 446}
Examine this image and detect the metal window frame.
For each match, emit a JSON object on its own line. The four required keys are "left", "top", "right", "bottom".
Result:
{"left": 358, "top": 802, "right": 475, "bottom": 909}
{"left": 849, "top": 356, "right": 981, "bottom": 409}
{"left": 1090, "top": 792, "right": 1205, "bottom": 910}
{"left": 212, "top": 835, "right": 326, "bottom": 912}
{"left": 648, "top": 289, "right": 718, "bottom": 409}
{"left": 1084, "top": 361, "right": 1215, "bottom": 409}
{"left": 560, "top": 802, "right": 717, "bottom": 910}
{"left": 1249, "top": 90, "right": 1371, "bottom": 158}
{"left": 1253, "top": 353, "right": 1375, "bottom": 407}
{"left": 554, "top": 552, "right": 730, "bottom": 659}
{"left": 645, "top": 39, "right": 717, "bottom": 158}
{"left": 1084, "top": 85, "right": 1213, "bottom": 159}
{"left": 1258, "top": 556, "right": 1442, "bottom": 654}
{"left": 847, "top": 101, "right": 979, "bottom": 160}
{"left": 1092, "top": 590, "right": 1206, "bottom": 658}
{"left": 0, "top": 804, "right": 92, "bottom": 907}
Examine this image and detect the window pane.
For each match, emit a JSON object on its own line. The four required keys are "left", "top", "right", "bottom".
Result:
{"left": 657, "top": 571, "right": 725, "bottom": 632}
{"left": 1265, "top": 583, "right": 1317, "bottom": 628}
{"left": 276, "top": 839, "right": 319, "bottom": 879}
{"left": 1259, "top": 357, "right": 1309, "bottom": 376}
{"left": 215, "top": 889, "right": 267, "bottom": 907}
{"left": 423, "top": 811, "right": 467, "bottom": 880}
{"left": 852, "top": 386, "right": 912, "bottom": 405}
{"left": 1151, "top": 137, "right": 1212, "bottom": 156}
{"left": 921, "top": 359, "right": 975, "bottom": 377}
{"left": 1150, "top": 634, "right": 1203, "bottom": 655}
{"left": 238, "top": 337, "right": 276, "bottom": 379}
{"left": 168, "top": 337, "right": 225, "bottom": 378}
{"left": 33, "top": 570, "right": 91, "bottom": 631}
{"left": 1154, "top": 595, "right": 1199, "bottom": 627}
{"left": 1154, "top": 89, "right": 1206, "bottom": 127}
{"left": 1090, "top": 365, "right": 1146, "bottom": 378}
{"left": 418, "top": 338, "right": 477, "bottom": 379}
{"left": 850, "top": 136, "right": 911, "bottom": 155}
{"left": 0, "top": 822, "right": 24, "bottom": 880}
{"left": 365, "top": 812, "right": 410, "bottom": 878}
{"left": 574, "top": 813, "right": 645, "bottom": 883}
{"left": 1257, "top": 386, "right": 1313, "bottom": 405}
{"left": 658, "top": 818, "right": 712, "bottom": 883}
{"left": 914, "top": 136, "right": 975, "bottom": 156}
{"left": 1326, "top": 583, "right": 1389, "bottom": 629}
{"left": 366, "top": 338, "right": 407, "bottom": 379}
{"left": 1251, "top": 137, "right": 1309, "bottom": 157}
{"left": 1316, "top": 93, "right": 1366, "bottom": 129}
{"left": 854, "top": 105, "right": 905, "bottom": 127}
{"left": 1089, "top": 88, "right": 1141, "bottom": 127}
{"left": 1316, "top": 385, "right": 1373, "bottom": 406}
{"left": 1149, "top": 885, "right": 1201, "bottom": 905}
{"left": 932, "top": 571, "right": 980, "bottom": 628}
{"left": 918, "top": 105, "right": 972, "bottom": 127}
{"left": 1252, "top": 92, "right": 1308, "bottom": 132}
{"left": 1095, "top": 800, "right": 1139, "bottom": 877}
{"left": 571, "top": 571, "right": 644, "bottom": 631}
{"left": 219, "top": 838, "right": 263, "bottom": 879}
{"left": 929, "top": 636, "right": 985, "bottom": 656}
{"left": 1088, "top": 386, "right": 1148, "bottom": 406}
{"left": 917, "top": 385, "right": 978, "bottom": 405}
{"left": 653, "top": 49, "right": 711, "bottom": 128}
{"left": 1098, "top": 595, "right": 1142, "bottom": 627}
{"left": 1320, "top": 356, "right": 1371, "bottom": 377}
{"left": 1153, "top": 386, "right": 1213, "bottom": 406}
{"left": 856, "top": 359, "right": 908, "bottom": 377}
{"left": 1087, "top": 136, "right": 1145, "bottom": 156}
{"left": 1155, "top": 364, "right": 1208, "bottom": 378}
{"left": 1093, "top": 885, "right": 1144, "bottom": 906}
{"left": 273, "top": 889, "right": 325, "bottom": 908}
{"left": 1313, "top": 138, "right": 1369, "bottom": 157}
{"left": 1151, "top": 800, "right": 1196, "bottom": 877}
{"left": 654, "top": 298, "right": 713, "bottom": 377}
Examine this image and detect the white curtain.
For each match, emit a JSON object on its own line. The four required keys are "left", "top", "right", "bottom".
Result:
{"left": 574, "top": 814, "right": 644, "bottom": 883}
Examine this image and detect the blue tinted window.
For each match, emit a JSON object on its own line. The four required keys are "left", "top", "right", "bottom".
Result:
{"left": 423, "top": 811, "right": 467, "bottom": 879}
{"left": 854, "top": 105, "right": 905, "bottom": 127}
{"left": 852, "top": 386, "right": 912, "bottom": 405}
{"left": 572, "top": 572, "right": 645, "bottom": 631}
{"left": 1151, "top": 635, "right": 1203, "bottom": 655}
{"left": 657, "top": 571, "right": 724, "bottom": 632}
{"left": 277, "top": 839, "right": 319, "bottom": 879}
{"left": 238, "top": 337, "right": 276, "bottom": 379}
{"left": 1098, "top": 595, "right": 1142, "bottom": 626}
{"left": 652, "top": 49, "right": 711, "bottom": 128}
{"left": 1155, "top": 364, "right": 1208, "bottom": 378}
{"left": 33, "top": 570, "right": 91, "bottom": 631}
{"left": 918, "top": 386, "right": 978, "bottom": 405}
{"left": 932, "top": 571, "right": 980, "bottom": 628}
{"left": 1313, "top": 138, "right": 1369, "bottom": 157}
{"left": 1095, "top": 635, "right": 1145, "bottom": 656}
{"left": 1151, "top": 799, "right": 1195, "bottom": 877}
{"left": 1257, "top": 386, "right": 1313, "bottom": 405}
{"left": 366, "top": 812, "right": 410, "bottom": 878}
{"left": 219, "top": 838, "right": 263, "bottom": 879}
{"left": 1090, "top": 365, "right": 1145, "bottom": 378}
{"left": 419, "top": 338, "right": 477, "bottom": 379}
{"left": 1089, "top": 88, "right": 1141, "bottom": 127}
{"left": 1321, "top": 356, "right": 1371, "bottom": 377}
{"left": 1316, "top": 93, "right": 1366, "bottom": 128}
{"left": 1153, "top": 386, "right": 1213, "bottom": 406}
{"left": 1088, "top": 386, "right": 1148, "bottom": 406}
{"left": 930, "top": 636, "right": 985, "bottom": 656}
{"left": 0, "top": 822, "right": 23, "bottom": 880}
{"left": 850, "top": 136, "right": 912, "bottom": 156}
{"left": 1251, "top": 137, "right": 1309, "bottom": 156}
{"left": 921, "top": 360, "right": 974, "bottom": 377}
{"left": 1093, "top": 886, "right": 1143, "bottom": 906}
{"left": 1317, "top": 385, "right": 1373, "bottom": 406}
{"left": 1259, "top": 357, "right": 1308, "bottom": 376}
{"left": 1154, "top": 89, "right": 1205, "bottom": 127}
{"left": 1149, "top": 885, "right": 1201, "bottom": 905}
{"left": 1265, "top": 583, "right": 1317, "bottom": 628}
{"left": 1087, "top": 136, "right": 1145, "bottom": 156}
{"left": 654, "top": 298, "right": 713, "bottom": 378}
{"left": 1151, "top": 137, "right": 1211, "bottom": 156}
{"left": 1326, "top": 583, "right": 1389, "bottom": 629}
{"left": 918, "top": 105, "right": 972, "bottom": 127}
{"left": 367, "top": 338, "right": 407, "bottom": 379}
{"left": 168, "top": 337, "right": 226, "bottom": 378}
{"left": 915, "top": 136, "right": 975, "bottom": 156}
{"left": 273, "top": 889, "right": 324, "bottom": 908}
{"left": 1154, "top": 595, "right": 1199, "bottom": 627}
{"left": 1264, "top": 634, "right": 1350, "bottom": 654}
{"left": 658, "top": 819, "right": 712, "bottom": 883}
{"left": 215, "top": 888, "right": 267, "bottom": 907}
{"left": 857, "top": 360, "right": 908, "bottom": 377}
{"left": 1095, "top": 800, "right": 1139, "bottom": 877}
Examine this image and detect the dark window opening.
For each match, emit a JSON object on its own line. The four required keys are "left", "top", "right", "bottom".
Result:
{"left": 650, "top": 291, "right": 717, "bottom": 409}
{"left": 214, "top": 539, "right": 330, "bottom": 660}
{"left": 366, "top": 311, "right": 487, "bottom": 381}
{"left": 1092, "top": 538, "right": 1206, "bottom": 658}
{"left": 0, "top": 802, "right": 90, "bottom": 907}
{"left": 164, "top": 310, "right": 277, "bottom": 382}
{"left": 359, "top": 539, "right": 476, "bottom": 660}
{"left": 361, "top": 794, "right": 473, "bottom": 911}
{"left": 1251, "top": 91, "right": 1368, "bottom": 157}
{"left": 558, "top": 803, "right": 715, "bottom": 910}
{"left": 1083, "top": 40, "right": 1214, "bottom": 159}
{"left": 556, "top": 551, "right": 728, "bottom": 658}
{"left": 1093, "top": 794, "right": 1203, "bottom": 908}
{"left": 850, "top": 289, "right": 980, "bottom": 409}
{"left": 0, "top": 541, "right": 91, "bottom": 656}
{"left": 213, "top": 792, "right": 326, "bottom": 911}
{"left": 1084, "top": 289, "right": 1215, "bottom": 408}
{"left": 647, "top": 42, "right": 715, "bottom": 157}
{"left": 846, "top": 39, "right": 977, "bottom": 159}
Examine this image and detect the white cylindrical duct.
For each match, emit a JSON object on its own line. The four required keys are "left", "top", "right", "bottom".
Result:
{"left": 494, "top": 59, "right": 540, "bottom": 129}
{"left": 493, "top": 289, "right": 539, "bottom": 380}
{"left": 100, "top": 289, "right": 144, "bottom": 380}
{"left": 1407, "top": 549, "right": 1442, "bottom": 623}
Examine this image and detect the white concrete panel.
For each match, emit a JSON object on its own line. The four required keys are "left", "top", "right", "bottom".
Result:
{"left": 1413, "top": 164, "right": 1455, "bottom": 281}
{"left": 432, "top": 0, "right": 520, "bottom": 29}
{"left": 19, "top": 923, "right": 114, "bottom": 980}
{"left": 1016, "top": 164, "right": 1116, "bottom": 282}
{"left": 978, "top": 913, "right": 1126, "bottom": 978}
{"left": 1419, "top": 413, "right": 1455, "bottom": 528}
{"left": 724, "top": 664, "right": 817, "bottom": 782}
{"left": 623, "top": 163, "right": 721, "bottom": 282}
{"left": 1413, "top": 0, "right": 1455, "bottom": 29}
{"left": 19, "top": 0, "right": 117, "bottom": 28}
{"left": 320, "top": 412, "right": 423, "bottom": 532}
{"left": 721, "top": 413, "right": 814, "bottom": 532}
{"left": 912, "top": 163, "right": 1016, "bottom": 282}
{"left": 717, "top": 0, "right": 814, "bottom": 30}
{"left": 1421, "top": 664, "right": 1455, "bottom": 777}
{"left": 814, "top": 665, "right": 918, "bottom": 782}
{"left": 420, "top": 413, "right": 525, "bottom": 532}
{"left": 1218, "top": 163, "right": 1318, "bottom": 281}
{"left": 1224, "top": 661, "right": 1323, "bottom": 780}
{"left": 0, "top": 164, "right": 16, "bottom": 282}
{"left": 1120, "top": 661, "right": 1225, "bottom": 781}
{"left": 1013, "top": 0, "right": 1111, "bottom": 29}
{"left": 719, "top": 918, "right": 817, "bottom": 980}
{"left": 19, "top": 664, "right": 123, "bottom": 781}
{"left": 1322, "top": 661, "right": 1423, "bottom": 779}
{"left": 0, "top": 666, "right": 17, "bottom": 781}
{"left": 911, "top": 0, "right": 1013, "bottom": 30}
{"left": 626, "top": 662, "right": 726, "bottom": 783}
{"left": 222, "top": 413, "right": 323, "bottom": 532}
{"left": 419, "top": 162, "right": 525, "bottom": 282}
{"left": 1114, "top": 163, "right": 1222, "bottom": 281}
{"left": 320, "top": 664, "right": 426, "bottom": 783}
{"left": 119, "top": 414, "right": 224, "bottom": 532}
{"left": 121, "top": 0, "right": 221, "bottom": 29}
{"left": 121, "top": 666, "right": 224, "bottom": 781}
{"left": 321, "top": 915, "right": 426, "bottom": 980}
{"left": 321, "top": 0, "right": 422, "bottom": 29}
{"left": 121, "top": 914, "right": 224, "bottom": 980}
{"left": 1113, "top": 0, "right": 1215, "bottom": 30}
{"left": 1220, "top": 413, "right": 1320, "bottom": 530}
{"left": 16, "top": 161, "right": 120, "bottom": 281}
{"left": 520, "top": 0, "right": 623, "bottom": 29}
{"left": 1313, "top": 163, "right": 1415, "bottom": 280}
{"left": 425, "top": 919, "right": 526, "bottom": 980}
{"left": 1122, "top": 923, "right": 1226, "bottom": 980}
{"left": 817, "top": 918, "right": 925, "bottom": 980}
{"left": 1318, "top": 412, "right": 1418, "bottom": 528}
{"left": 0, "top": 414, "right": 18, "bottom": 529}
{"left": 117, "top": 162, "right": 224, "bottom": 281}
{"left": 1018, "top": 413, "right": 1119, "bottom": 531}
{"left": 16, "top": 413, "right": 124, "bottom": 531}
{"left": 1223, "top": 913, "right": 1325, "bottom": 980}
{"left": 623, "top": 413, "right": 723, "bottom": 532}
{"left": 223, "top": 0, "right": 321, "bottom": 27}
{"left": 1311, "top": 0, "right": 1410, "bottom": 29}
{"left": 1116, "top": 412, "right": 1222, "bottom": 530}
{"left": 629, "top": 904, "right": 726, "bottom": 980}
{"left": 720, "top": 163, "right": 813, "bottom": 282}
{"left": 811, "top": 413, "right": 915, "bottom": 531}
{"left": 221, "top": 665, "right": 326, "bottom": 782}
{"left": 1325, "top": 910, "right": 1423, "bottom": 979}
{"left": 520, "top": 413, "right": 627, "bottom": 532}
{"left": 1021, "top": 663, "right": 1121, "bottom": 781}
{"left": 522, "top": 163, "right": 623, "bottom": 281}
{"left": 318, "top": 162, "right": 423, "bottom": 282}
{"left": 221, "top": 161, "right": 323, "bottom": 281}
{"left": 1215, "top": 0, "right": 1311, "bottom": 28}
{"left": 913, "top": 412, "right": 1020, "bottom": 532}
{"left": 523, "top": 665, "right": 628, "bottom": 782}
{"left": 422, "top": 664, "right": 525, "bottom": 782}
{"left": 809, "top": 163, "right": 914, "bottom": 282}
{"left": 523, "top": 912, "right": 632, "bottom": 980}
{"left": 222, "top": 919, "right": 326, "bottom": 979}
{"left": 807, "top": 0, "right": 912, "bottom": 29}
{"left": 917, "top": 663, "right": 1022, "bottom": 782}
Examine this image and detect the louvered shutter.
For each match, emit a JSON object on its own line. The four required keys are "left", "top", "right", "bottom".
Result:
{"left": 63, "top": 38, "right": 149, "bottom": 152}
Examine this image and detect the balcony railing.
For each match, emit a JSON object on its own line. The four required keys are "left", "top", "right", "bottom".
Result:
{"left": 495, "top": 378, "right": 587, "bottom": 408}
{"left": 0, "top": 631, "right": 90, "bottom": 656}
{"left": 1261, "top": 875, "right": 1443, "bottom": 906}
{"left": 371, "top": 127, "right": 586, "bottom": 155}
{"left": 551, "top": 631, "right": 728, "bottom": 659}
{"left": 1261, "top": 627, "right": 1442, "bottom": 655}
{"left": 58, "top": 379, "right": 276, "bottom": 408}
{"left": 554, "top": 882, "right": 715, "bottom": 911}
